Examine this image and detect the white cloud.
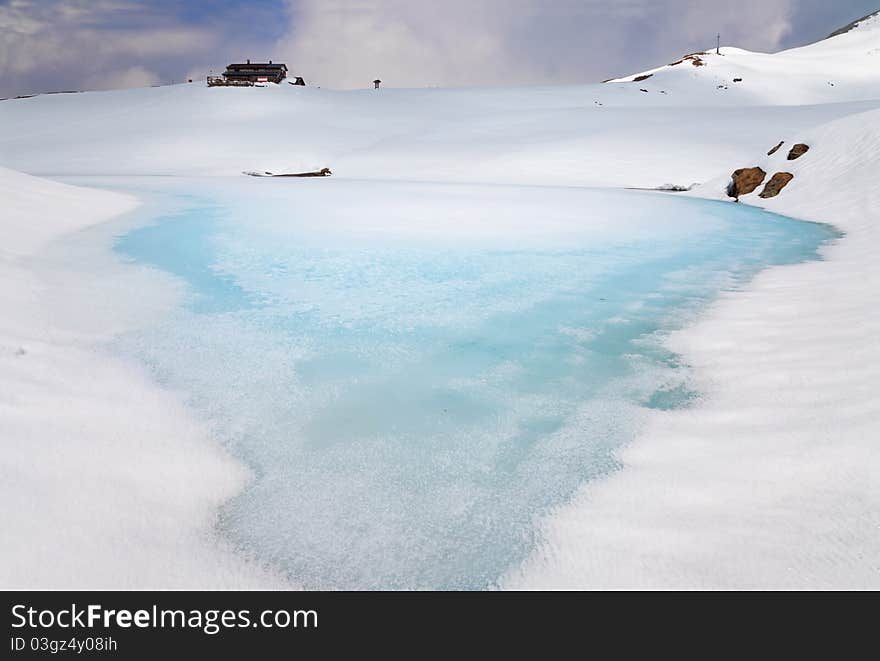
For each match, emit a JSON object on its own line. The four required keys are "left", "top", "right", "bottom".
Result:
{"left": 676, "top": 0, "right": 793, "bottom": 52}
{"left": 85, "top": 64, "right": 160, "bottom": 91}
{"left": 0, "top": 0, "right": 218, "bottom": 94}
{"left": 0, "top": 0, "right": 813, "bottom": 96}
{"left": 274, "top": 0, "right": 795, "bottom": 88}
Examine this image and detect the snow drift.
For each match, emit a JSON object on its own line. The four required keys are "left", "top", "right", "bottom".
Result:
{"left": 0, "top": 167, "right": 280, "bottom": 588}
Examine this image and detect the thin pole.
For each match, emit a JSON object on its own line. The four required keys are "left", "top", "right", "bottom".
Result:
{"left": 716, "top": 34, "right": 720, "bottom": 55}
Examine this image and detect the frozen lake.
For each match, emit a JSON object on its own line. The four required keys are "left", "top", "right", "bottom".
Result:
{"left": 97, "top": 178, "right": 836, "bottom": 589}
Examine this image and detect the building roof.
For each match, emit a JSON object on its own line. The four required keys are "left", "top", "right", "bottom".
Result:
{"left": 226, "top": 62, "right": 287, "bottom": 71}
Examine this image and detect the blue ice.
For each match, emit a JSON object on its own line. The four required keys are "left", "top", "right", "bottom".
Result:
{"left": 113, "top": 181, "right": 837, "bottom": 589}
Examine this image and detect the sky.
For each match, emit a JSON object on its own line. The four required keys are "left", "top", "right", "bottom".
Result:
{"left": 0, "top": 0, "right": 877, "bottom": 97}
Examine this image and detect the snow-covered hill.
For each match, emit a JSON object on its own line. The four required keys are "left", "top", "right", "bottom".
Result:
{"left": 610, "top": 11, "right": 880, "bottom": 106}
{"left": 1, "top": 14, "right": 879, "bottom": 187}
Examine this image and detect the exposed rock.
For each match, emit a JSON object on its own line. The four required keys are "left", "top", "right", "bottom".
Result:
{"left": 243, "top": 167, "right": 332, "bottom": 178}
{"left": 759, "top": 172, "right": 794, "bottom": 198}
{"left": 655, "top": 183, "right": 696, "bottom": 192}
{"left": 727, "top": 166, "right": 766, "bottom": 199}
{"left": 273, "top": 167, "right": 332, "bottom": 177}
{"left": 733, "top": 77, "right": 743, "bottom": 82}
{"left": 671, "top": 52, "right": 708, "bottom": 67}
{"left": 767, "top": 140, "right": 784, "bottom": 156}
{"left": 633, "top": 74, "right": 653, "bottom": 82}
{"left": 787, "top": 143, "right": 810, "bottom": 160}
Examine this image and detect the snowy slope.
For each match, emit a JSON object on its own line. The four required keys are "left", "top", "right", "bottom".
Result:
{"left": 610, "top": 11, "right": 880, "bottom": 106}
{"left": 0, "top": 83, "right": 877, "bottom": 188}
{"left": 1, "top": 15, "right": 879, "bottom": 186}
{"left": 0, "top": 166, "right": 135, "bottom": 255}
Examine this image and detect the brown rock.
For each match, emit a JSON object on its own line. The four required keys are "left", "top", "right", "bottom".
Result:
{"left": 759, "top": 172, "right": 794, "bottom": 198}
{"left": 633, "top": 74, "right": 653, "bottom": 82}
{"left": 767, "top": 141, "right": 784, "bottom": 156}
{"left": 787, "top": 143, "right": 809, "bottom": 160}
{"left": 671, "top": 51, "right": 708, "bottom": 67}
{"left": 727, "top": 166, "right": 766, "bottom": 199}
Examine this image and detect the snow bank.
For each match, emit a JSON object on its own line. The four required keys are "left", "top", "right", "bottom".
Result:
{"left": 505, "top": 108, "right": 880, "bottom": 589}
{"left": 0, "top": 166, "right": 134, "bottom": 255}
{"left": 0, "top": 168, "right": 281, "bottom": 587}
{"left": 1, "top": 81, "right": 878, "bottom": 188}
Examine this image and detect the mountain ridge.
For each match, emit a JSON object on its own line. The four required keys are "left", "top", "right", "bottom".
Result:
{"left": 826, "top": 8, "right": 880, "bottom": 39}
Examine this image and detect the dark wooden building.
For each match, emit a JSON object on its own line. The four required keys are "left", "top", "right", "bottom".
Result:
{"left": 222, "top": 60, "right": 288, "bottom": 84}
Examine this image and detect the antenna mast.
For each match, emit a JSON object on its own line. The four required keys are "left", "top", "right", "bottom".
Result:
{"left": 716, "top": 34, "right": 721, "bottom": 55}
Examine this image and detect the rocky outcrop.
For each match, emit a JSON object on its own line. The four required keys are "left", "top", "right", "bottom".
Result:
{"left": 767, "top": 141, "right": 784, "bottom": 156}
{"left": 758, "top": 172, "right": 794, "bottom": 198}
{"left": 669, "top": 52, "right": 708, "bottom": 67}
{"left": 633, "top": 74, "right": 653, "bottom": 82}
{"left": 787, "top": 143, "right": 810, "bottom": 160}
{"left": 727, "top": 167, "right": 766, "bottom": 199}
